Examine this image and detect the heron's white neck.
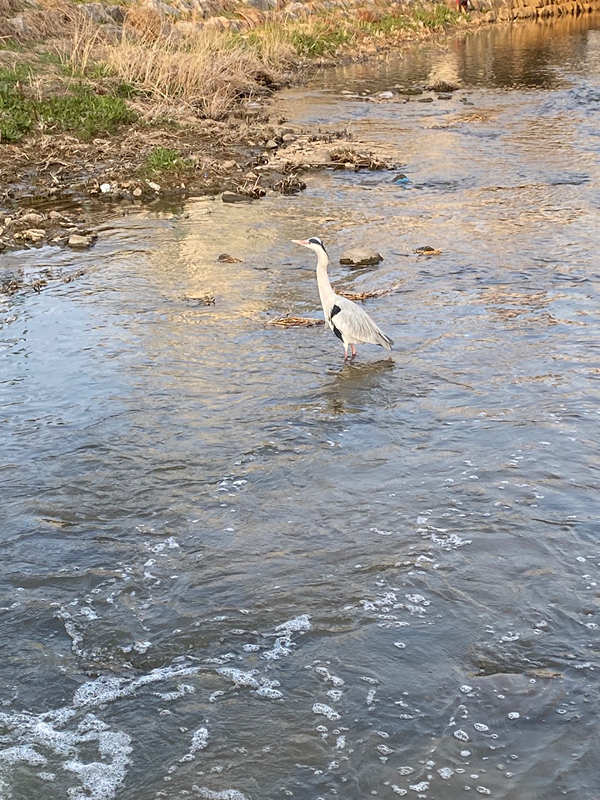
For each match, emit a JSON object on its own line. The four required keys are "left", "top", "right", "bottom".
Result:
{"left": 315, "top": 247, "right": 335, "bottom": 307}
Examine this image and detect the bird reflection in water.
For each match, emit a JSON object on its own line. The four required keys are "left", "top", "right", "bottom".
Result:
{"left": 324, "top": 357, "right": 395, "bottom": 415}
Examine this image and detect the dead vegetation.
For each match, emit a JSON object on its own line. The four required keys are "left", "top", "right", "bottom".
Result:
{"left": 267, "top": 316, "right": 324, "bottom": 327}
{"left": 330, "top": 147, "right": 389, "bottom": 170}
{"left": 339, "top": 279, "right": 404, "bottom": 301}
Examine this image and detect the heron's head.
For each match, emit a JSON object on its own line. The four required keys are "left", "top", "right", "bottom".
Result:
{"left": 292, "top": 237, "right": 327, "bottom": 254}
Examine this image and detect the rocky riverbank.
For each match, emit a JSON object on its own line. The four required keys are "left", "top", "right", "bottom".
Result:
{"left": 1, "top": 0, "right": 599, "bottom": 259}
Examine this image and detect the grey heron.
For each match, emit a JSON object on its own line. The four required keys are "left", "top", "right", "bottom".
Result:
{"left": 292, "top": 237, "right": 394, "bottom": 361}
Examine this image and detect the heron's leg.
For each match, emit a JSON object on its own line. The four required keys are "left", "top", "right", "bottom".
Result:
{"left": 350, "top": 344, "right": 357, "bottom": 360}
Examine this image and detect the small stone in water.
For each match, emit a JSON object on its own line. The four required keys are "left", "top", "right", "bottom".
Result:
{"left": 147, "top": 181, "right": 161, "bottom": 192}
{"left": 461, "top": 750, "right": 471, "bottom": 757}
{"left": 438, "top": 767, "right": 454, "bottom": 780}
{"left": 474, "top": 723, "right": 489, "bottom": 732}
{"left": 100, "top": 183, "right": 112, "bottom": 193}
{"left": 409, "top": 781, "right": 429, "bottom": 792}
{"left": 460, "top": 685, "right": 474, "bottom": 694}
{"left": 508, "top": 712, "right": 520, "bottom": 720}
{"left": 454, "top": 730, "right": 470, "bottom": 742}
{"left": 133, "top": 188, "right": 143, "bottom": 197}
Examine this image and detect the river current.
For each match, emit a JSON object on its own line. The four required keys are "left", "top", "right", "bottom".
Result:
{"left": 1, "top": 15, "right": 600, "bottom": 800}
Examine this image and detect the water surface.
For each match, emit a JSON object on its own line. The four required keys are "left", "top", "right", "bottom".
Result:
{"left": 1, "top": 16, "right": 600, "bottom": 800}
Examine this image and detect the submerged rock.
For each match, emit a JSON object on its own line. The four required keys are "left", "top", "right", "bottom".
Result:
{"left": 222, "top": 191, "right": 253, "bottom": 203}
{"left": 339, "top": 248, "right": 383, "bottom": 267}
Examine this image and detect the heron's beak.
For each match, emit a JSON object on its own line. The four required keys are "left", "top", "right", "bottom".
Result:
{"left": 291, "top": 239, "right": 311, "bottom": 247}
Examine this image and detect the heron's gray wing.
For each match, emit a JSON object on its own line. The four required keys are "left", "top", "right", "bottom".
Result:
{"left": 330, "top": 295, "right": 393, "bottom": 348}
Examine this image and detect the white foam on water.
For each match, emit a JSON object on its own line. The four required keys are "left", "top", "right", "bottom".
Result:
{"left": 155, "top": 683, "right": 196, "bottom": 702}
{"left": 312, "top": 704, "right": 340, "bottom": 721}
{"left": 194, "top": 788, "right": 248, "bottom": 800}
{"left": 261, "top": 637, "right": 293, "bottom": 661}
{"left": 74, "top": 664, "right": 200, "bottom": 707}
{"left": 262, "top": 614, "right": 312, "bottom": 661}
{"left": 255, "top": 682, "right": 283, "bottom": 700}
{"left": 190, "top": 727, "right": 209, "bottom": 755}
{"left": 217, "top": 669, "right": 260, "bottom": 689}
{"left": 0, "top": 710, "right": 131, "bottom": 800}
{"left": 275, "top": 615, "right": 311, "bottom": 634}
{"left": 0, "top": 745, "right": 47, "bottom": 766}
{"left": 63, "top": 729, "right": 132, "bottom": 800}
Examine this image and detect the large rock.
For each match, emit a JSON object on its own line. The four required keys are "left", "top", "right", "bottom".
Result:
{"left": 245, "top": 0, "right": 276, "bottom": 10}
{"left": 339, "top": 248, "right": 383, "bottom": 267}
{"left": 81, "top": 3, "right": 113, "bottom": 23}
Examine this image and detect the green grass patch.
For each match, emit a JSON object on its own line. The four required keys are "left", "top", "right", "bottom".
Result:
{"left": 144, "top": 147, "right": 193, "bottom": 173}
{"left": 38, "top": 87, "right": 136, "bottom": 138}
{"left": 0, "top": 69, "right": 136, "bottom": 142}
{"left": 290, "top": 24, "right": 353, "bottom": 57}
{"left": 0, "top": 38, "right": 26, "bottom": 53}
{"left": 414, "top": 4, "right": 461, "bottom": 27}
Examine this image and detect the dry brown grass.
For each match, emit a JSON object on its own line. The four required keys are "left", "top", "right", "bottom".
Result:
{"left": 63, "top": 13, "right": 284, "bottom": 120}
{"left": 267, "top": 316, "right": 324, "bottom": 327}
{"left": 339, "top": 280, "right": 404, "bottom": 302}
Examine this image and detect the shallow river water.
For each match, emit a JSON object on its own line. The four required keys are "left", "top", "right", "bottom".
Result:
{"left": 2, "top": 15, "right": 600, "bottom": 800}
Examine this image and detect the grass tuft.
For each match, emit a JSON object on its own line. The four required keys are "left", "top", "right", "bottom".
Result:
{"left": 144, "top": 146, "right": 192, "bottom": 172}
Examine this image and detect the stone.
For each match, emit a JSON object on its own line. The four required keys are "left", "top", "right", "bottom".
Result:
{"left": 415, "top": 246, "right": 441, "bottom": 255}
{"left": 339, "top": 248, "right": 383, "bottom": 267}
{"left": 19, "top": 212, "right": 45, "bottom": 225}
{"left": 68, "top": 233, "right": 97, "bottom": 249}
{"left": 133, "top": 188, "right": 143, "bottom": 197}
{"left": 7, "top": 15, "right": 30, "bottom": 36}
{"left": 245, "top": 0, "right": 276, "bottom": 9}
{"left": 396, "top": 87, "right": 423, "bottom": 96}
{"left": 282, "top": 133, "right": 296, "bottom": 143}
{"left": 48, "top": 211, "right": 67, "bottom": 221}
{"left": 282, "top": 1, "right": 310, "bottom": 19}
{"left": 265, "top": 139, "right": 279, "bottom": 150}
{"left": 376, "top": 91, "right": 394, "bottom": 100}
{"left": 22, "top": 229, "right": 46, "bottom": 243}
{"left": 105, "top": 5, "right": 126, "bottom": 23}
{"left": 417, "top": 97, "right": 434, "bottom": 103}
{"left": 147, "top": 181, "right": 161, "bottom": 192}
{"left": 100, "top": 182, "right": 112, "bottom": 193}
{"left": 222, "top": 160, "right": 238, "bottom": 170}
{"left": 222, "top": 191, "right": 253, "bottom": 203}
{"left": 203, "top": 15, "right": 231, "bottom": 30}
{"left": 145, "top": 0, "right": 182, "bottom": 17}
{"left": 81, "top": 3, "right": 112, "bottom": 24}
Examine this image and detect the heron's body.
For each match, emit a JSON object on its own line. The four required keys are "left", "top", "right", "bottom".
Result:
{"left": 293, "top": 237, "right": 394, "bottom": 360}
